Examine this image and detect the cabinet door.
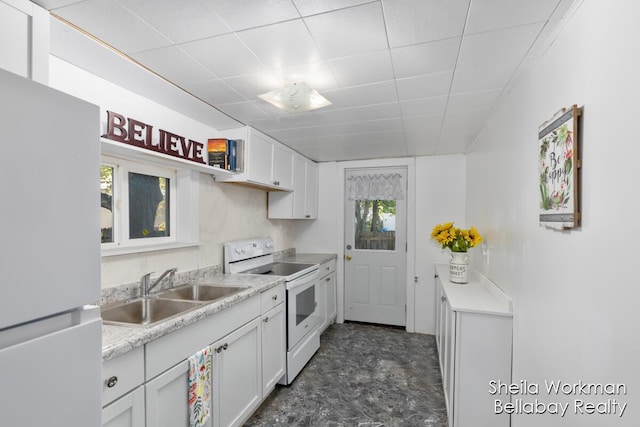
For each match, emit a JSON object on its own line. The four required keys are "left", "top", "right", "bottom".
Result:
{"left": 272, "top": 144, "right": 294, "bottom": 190}
{"left": 102, "top": 386, "right": 145, "bottom": 427}
{"left": 146, "top": 360, "right": 209, "bottom": 427}
{"left": 324, "top": 272, "right": 337, "bottom": 325}
{"left": 246, "top": 130, "right": 273, "bottom": 185}
{"left": 212, "top": 317, "right": 262, "bottom": 427}
{"left": 292, "top": 155, "right": 307, "bottom": 217}
{"left": 304, "top": 160, "right": 318, "bottom": 219}
{"left": 317, "top": 276, "right": 327, "bottom": 332}
{"left": 442, "top": 300, "right": 456, "bottom": 424}
{"left": 261, "top": 303, "right": 286, "bottom": 396}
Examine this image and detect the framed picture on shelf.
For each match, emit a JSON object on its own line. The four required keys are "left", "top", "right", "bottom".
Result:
{"left": 538, "top": 104, "right": 582, "bottom": 229}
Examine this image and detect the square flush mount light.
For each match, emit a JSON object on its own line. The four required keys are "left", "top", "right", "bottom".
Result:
{"left": 259, "top": 81, "right": 331, "bottom": 113}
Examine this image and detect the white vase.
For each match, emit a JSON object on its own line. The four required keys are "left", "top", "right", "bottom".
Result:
{"left": 449, "top": 251, "right": 469, "bottom": 283}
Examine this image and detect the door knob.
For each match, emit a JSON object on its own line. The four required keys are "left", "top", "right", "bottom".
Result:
{"left": 345, "top": 255, "right": 352, "bottom": 261}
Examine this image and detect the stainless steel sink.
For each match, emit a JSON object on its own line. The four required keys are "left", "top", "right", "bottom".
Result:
{"left": 156, "top": 284, "right": 246, "bottom": 302}
{"left": 101, "top": 298, "right": 203, "bottom": 327}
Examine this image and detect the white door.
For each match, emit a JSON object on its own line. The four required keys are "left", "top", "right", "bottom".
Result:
{"left": 344, "top": 168, "right": 407, "bottom": 326}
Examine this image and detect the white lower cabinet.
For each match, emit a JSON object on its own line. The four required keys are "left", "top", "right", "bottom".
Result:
{"left": 261, "top": 302, "right": 286, "bottom": 396}
{"left": 105, "top": 287, "right": 288, "bottom": 427}
{"left": 318, "top": 259, "right": 337, "bottom": 333}
{"left": 102, "top": 386, "right": 145, "bottom": 427}
{"left": 212, "top": 317, "right": 262, "bottom": 427}
{"left": 435, "top": 265, "right": 513, "bottom": 427}
{"left": 145, "top": 361, "right": 195, "bottom": 427}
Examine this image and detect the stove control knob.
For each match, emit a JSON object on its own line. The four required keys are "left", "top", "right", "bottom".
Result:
{"left": 264, "top": 242, "right": 273, "bottom": 248}
{"left": 234, "top": 247, "right": 243, "bottom": 254}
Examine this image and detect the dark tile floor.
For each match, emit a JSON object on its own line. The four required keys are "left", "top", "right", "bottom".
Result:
{"left": 245, "top": 322, "right": 448, "bottom": 427}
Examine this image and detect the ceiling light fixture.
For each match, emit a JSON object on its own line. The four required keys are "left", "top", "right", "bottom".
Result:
{"left": 259, "top": 81, "right": 332, "bottom": 114}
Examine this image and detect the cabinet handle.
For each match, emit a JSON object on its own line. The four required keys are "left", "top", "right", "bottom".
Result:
{"left": 106, "top": 376, "right": 118, "bottom": 388}
{"left": 263, "top": 316, "right": 269, "bottom": 323}
{"left": 272, "top": 294, "right": 278, "bottom": 301}
{"left": 305, "top": 214, "right": 310, "bottom": 218}
{"left": 223, "top": 343, "right": 228, "bottom": 351}
{"left": 441, "top": 296, "right": 446, "bottom": 302}
{"left": 326, "top": 277, "right": 331, "bottom": 282}
{"left": 216, "top": 343, "right": 229, "bottom": 353}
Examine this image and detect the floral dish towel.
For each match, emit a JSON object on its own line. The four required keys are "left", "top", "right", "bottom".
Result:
{"left": 188, "top": 346, "right": 212, "bottom": 427}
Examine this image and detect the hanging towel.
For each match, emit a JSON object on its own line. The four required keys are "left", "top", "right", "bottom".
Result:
{"left": 188, "top": 346, "right": 212, "bottom": 427}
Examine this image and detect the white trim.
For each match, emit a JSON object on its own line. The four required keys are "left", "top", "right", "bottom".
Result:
{"left": 336, "top": 157, "right": 416, "bottom": 331}
{"left": 101, "top": 242, "right": 200, "bottom": 257}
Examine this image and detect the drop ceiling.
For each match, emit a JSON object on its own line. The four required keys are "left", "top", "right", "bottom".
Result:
{"left": 34, "top": 0, "right": 575, "bottom": 162}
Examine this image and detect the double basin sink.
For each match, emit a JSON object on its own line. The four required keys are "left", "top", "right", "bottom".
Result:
{"left": 101, "top": 284, "right": 247, "bottom": 327}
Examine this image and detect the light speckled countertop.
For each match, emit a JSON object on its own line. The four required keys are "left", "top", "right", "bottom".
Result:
{"left": 102, "top": 253, "right": 337, "bottom": 362}
{"left": 280, "top": 253, "right": 337, "bottom": 265}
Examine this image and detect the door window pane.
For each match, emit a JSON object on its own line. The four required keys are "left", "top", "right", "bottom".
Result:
{"left": 100, "top": 166, "right": 114, "bottom": 243}
{"left": 354, "top": 199, "right": 396, "bottom": 250}
{"left": 128, "top": 172, "right": 170, "bottom": 239}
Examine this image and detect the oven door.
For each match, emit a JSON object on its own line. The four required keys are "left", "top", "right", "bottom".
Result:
{"left": 287, "top": 275, "right": 320, "bottom": 350}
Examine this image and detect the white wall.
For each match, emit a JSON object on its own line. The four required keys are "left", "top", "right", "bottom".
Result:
{"left": 48, "top": 57, "right": 292, "bottom": 288}
{"left": 414, "top": 155, "right": 466, "bottom": 334}
{"left": 466, "top": 0, "right": 639, "bottom": 425}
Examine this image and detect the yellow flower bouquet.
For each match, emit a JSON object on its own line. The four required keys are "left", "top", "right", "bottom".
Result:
{"left": 431, "top": 222, "right": 482, "bottom": 253}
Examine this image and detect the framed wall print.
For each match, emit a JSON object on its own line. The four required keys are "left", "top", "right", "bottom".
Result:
{"left": 538, "top": 104, "right": 582, "bottom": 229}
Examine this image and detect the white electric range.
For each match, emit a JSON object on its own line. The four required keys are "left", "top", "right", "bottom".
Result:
{"left": 224, "top": 237, "right": 321, "bottom": 384}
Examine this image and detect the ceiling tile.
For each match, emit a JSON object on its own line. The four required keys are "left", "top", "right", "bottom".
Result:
{"left": 323, "top": 80, "right": 398, "bottom": 109}
{"left": 182, "top": 79, "right": 247, "bottom": 105}
{"left": 304, "top": 2, "right": 388, "bottom": 59}
{"left": 119, "top": 0, "right": 232, "bottom": 44}
{"left": 465, "top": 0, "right": 560, "bottom": 34}
{"left": 395, "top": 71, "right": 453, "bottom": 101}
{"left": 399, "top": 96, "right": 448, "bottom": 117}
{"left": 382, "top": 0, "right": 471, "bottom": 48}
{"left": 51, "top": 0, "right": 172, "bottom": 53}
{"left": 238, "top": 19, "right": 323, "bottom": 71}
{"left": 450, "top": 62, "right": 519, "bottom": 93}
{"left": 130, "top": 46, "right": 217, "bottom": 86}
{"left": 222, "top": 73, "right": 279, "bottom": 100}
{"left": 405, "top": 129, "right": 440, "bottom": 156}
{"left": 292, "top": 0, "right": 373, "bottom": 16}
{"left": 446, "top": 89, "right": 502, "bottom": 113}
{"left": 457, "top": 23, "right": 544, "bottom": 69}
{"left": 206, "top": 0, "right": 301, "bottom": 31}
{"left": 402, "top": 113, "right": 444, "bottom": 132}
{"left": 179, "top": 33, "right": 268, "bottom": 78}
{"left": 215, "top": 101, "right": 270, "bottom": 122}
{"left": 391, "top": 37, "right": 460, "bottom": 79}
{"left": 328, "top": 50, "right": 394, "bottom": 86}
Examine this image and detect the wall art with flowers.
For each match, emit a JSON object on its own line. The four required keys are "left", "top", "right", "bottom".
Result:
{"left": 538, "top": 104, "right": 582, "bottom": 229}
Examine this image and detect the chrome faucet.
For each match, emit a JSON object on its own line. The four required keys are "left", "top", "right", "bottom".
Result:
{"left": 140, "top": 268, "right": 177, "bottom": 296}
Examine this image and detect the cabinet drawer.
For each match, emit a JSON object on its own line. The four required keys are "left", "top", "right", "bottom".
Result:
{"left": 261, "top": 283, "right": 285, "bottom": 313}
{"left": 102, "top": 346, "right": 144, "bottom": 407}
{"left": 319, "top": 259, "right": 336, "bottom": 278}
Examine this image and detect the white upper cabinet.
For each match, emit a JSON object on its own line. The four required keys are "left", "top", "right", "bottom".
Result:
{"left": 268, "top": 154, "right": 318, "bottom": 219}
{"left": 0, "top": 0, "right": 49, "bottom": 83}
{"left": 219, "top": 126, "right": 294, "bottom": 191}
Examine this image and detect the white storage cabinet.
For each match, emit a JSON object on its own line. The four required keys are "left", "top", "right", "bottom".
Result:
{"left": 317, "top": 258, "right": 337, "bottom": 333}
{"left": 101, "top": 347, "right": 145, "bottom": 427}
{"left": 260, "top": 285, "right": 286, "bottom": 396}
{"left": 434, "top": 265, "right": 513, "bottom": 427}
{"left": 218, "top": 126, "right": 294, "bottom": 191}
{"left": 144, "top": 295, "right": 263, "bottom": 427}
{"left": 268, "top": 153, "right": 318, "bottom": 219}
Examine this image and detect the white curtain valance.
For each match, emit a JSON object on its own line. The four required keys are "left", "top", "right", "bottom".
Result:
{"left": 346, "top": 173, "right": 404, "bottom": 201}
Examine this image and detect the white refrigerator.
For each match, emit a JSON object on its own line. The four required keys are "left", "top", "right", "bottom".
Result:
{"left": 0, "top": 68, "right": 102, "bottom": 426}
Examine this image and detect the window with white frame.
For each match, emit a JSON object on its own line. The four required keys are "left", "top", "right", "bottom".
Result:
{"left": 101, "top": 156, "right": 179, "bottom": 251}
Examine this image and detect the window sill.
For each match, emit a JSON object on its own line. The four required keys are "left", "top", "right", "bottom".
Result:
{"left": 101, "top": 242, "right": 200, "bottom": 257}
